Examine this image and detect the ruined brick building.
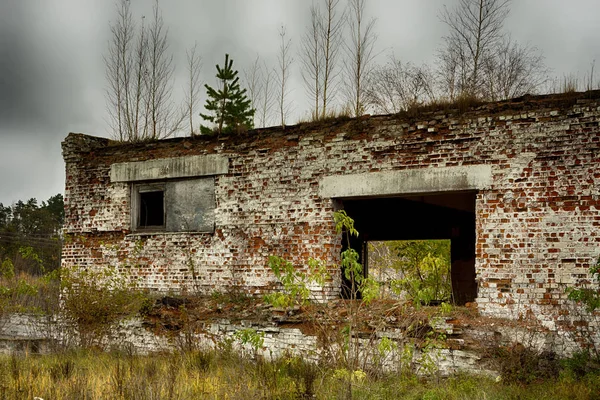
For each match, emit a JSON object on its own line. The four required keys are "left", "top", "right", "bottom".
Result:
{"left": 62, "top": 91, "right": 600, "bottom": 338}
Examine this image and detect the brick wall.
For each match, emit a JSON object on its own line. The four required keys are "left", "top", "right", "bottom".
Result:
{"left": 62, "top": 92, "right": 600, "bottom": 338}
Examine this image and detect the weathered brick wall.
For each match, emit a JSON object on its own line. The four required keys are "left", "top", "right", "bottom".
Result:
{"left": 62, "top": 92, "right": 600, "bottom": 339}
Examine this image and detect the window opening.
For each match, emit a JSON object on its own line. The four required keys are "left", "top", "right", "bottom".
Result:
{"left": 138, "top": 190, "right": 164, "bottom": 229}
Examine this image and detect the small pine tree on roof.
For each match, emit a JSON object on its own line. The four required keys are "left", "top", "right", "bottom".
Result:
{"left": 200, "top": 54, "right": 255, "bottom": 135}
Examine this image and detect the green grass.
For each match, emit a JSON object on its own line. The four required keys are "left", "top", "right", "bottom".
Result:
{"left": 0, "top": 350, "right": 598, "bottom": 400}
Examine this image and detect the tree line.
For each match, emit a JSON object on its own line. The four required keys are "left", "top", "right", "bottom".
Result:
{"left": 0, "top": 195, "right": 64, "bottom": 276}
{"left": 105, "top": 0, "right": 582, "bottom": 142}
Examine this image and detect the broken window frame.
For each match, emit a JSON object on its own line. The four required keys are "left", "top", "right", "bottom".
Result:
{"left": 132, "top": 183, "right": 166, "bottom": 232}
{"left": 130, "top": 179, "right": 216, "bottom": 234}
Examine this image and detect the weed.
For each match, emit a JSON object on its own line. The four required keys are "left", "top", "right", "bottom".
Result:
{"left": 561, "top": 351, "right": 600, "bottom": 379}
{"left": 234, "top": 328, "right": 264, "bottom": 358}
{"left": 494, "top": 343, "right": 559, "bottom": 384}
{"left": 264, "top": 255, "right": 329, "bottom": 309}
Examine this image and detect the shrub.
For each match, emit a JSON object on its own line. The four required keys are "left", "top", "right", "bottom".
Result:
{"left": 60, "top": 266, "right": 147, "bottom": 347}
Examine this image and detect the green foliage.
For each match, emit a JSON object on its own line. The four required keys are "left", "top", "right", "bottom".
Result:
{"left": 0, "top": 194, "right": 63, "bottom": 276}
{"left": 13, "top": 279, "right": 38, "bottom": 297}
{"left": 234, "top": 328, "right": 265, "bottom": 357}
{"left": 333, "top": 210, "right": 358, "bottom": 237}
{"left": 341, "top": 248, "right": 362, "bottom": 284}
{"left": 494, "top": 344, "right": 559, "bottom": 384}
{"left": 388, "top": 240, "right": 452, "bottom": 305}
{"left": 359, "top": 275, "right": 380, "bottom": 305}
{"left": 18, "top": 246, "right": 44, "bottom": 272}
{"left": 60, "top": 267, "right": 147, "bottom": 347}
{"left": 0, "top": 268, "right": 60, "bottom": 315}
{"left": 372, "top": 336, "right": 398, "bottom": 374}
{"left": 332, "top": 368, "right": 367, "bottom": 383}
{"left": 440, "top": 301, "right": 453, "bottom": 315}
{"left": 200, "top": 53, "right": 255, "bottom": 135}
{"left": 417, "top": 329, "right": 447, "bottom": 376}
{"left": 566, "top": 258, "right": 600, "bottom": 358}
{"left": 335, "top": 210, "right": 380, "bottom": 304}
{"left": 567, "top": 259, "right": 600, "bottom": 312}
{"left": 0, "top": 258, "right": 14, "bottom": 279}
{"left": 264, "top": 256, "right": 329, "bottom": 309}
{"left": 561, "top": 351, "right": 600, "bottom": 379}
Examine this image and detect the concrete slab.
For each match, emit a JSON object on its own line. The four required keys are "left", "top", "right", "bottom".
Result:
{"left": 319, "top": 165, "right": 492, "bottom": 198}
{"left": 110, "top": 155, "right": 229, "bottom": 182}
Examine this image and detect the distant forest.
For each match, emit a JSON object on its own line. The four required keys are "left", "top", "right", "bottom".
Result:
{"left": 0, "top": 195, "right": 63, "bottom": 275}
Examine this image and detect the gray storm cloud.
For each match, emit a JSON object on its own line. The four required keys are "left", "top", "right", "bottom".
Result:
{"left": 0, "top": 0, "right": 599, "bottom": 205}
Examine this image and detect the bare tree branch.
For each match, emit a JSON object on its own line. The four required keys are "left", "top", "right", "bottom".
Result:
{"left": 277, "top": 26, "right": 293, "bottom": 127}
{"left": 437, "top": 0, "right": 547, "bottom": 102}
{"left": 300, "top": 0, "right": 344, "bottom": 120}
{"left": 244, "top": 55, "right": 263, "bottom": 128}
{"left": 320, "top": 0, "right": 344, "bottom": 118}
{"left": 300, "top": 4, "right": 323, "bottom": 119}
{"left": 344, "top": 0, "right": 377, "bottom": 117}
{"left": 185, "top": 42, "right": 202, "bottom": 135}
{"left": 366, "top": 56, "right": 435, "bottom": 114}
{"left": 481, "top": 37, "right": 549, "bottom": 100}
{"left": 104, "top": 0, "right": 135, "bottom": 141}
{"left": 258, "top": 63, "right": 276, "bottom": 128}
{"left": 438, "top": 0, "right": 510, "bottom": 98}
{"left": 104, "top": 0, "right": 185, "bottom": 142}
{"left": 146, "top": 0, "right": 185, "bottom": 139}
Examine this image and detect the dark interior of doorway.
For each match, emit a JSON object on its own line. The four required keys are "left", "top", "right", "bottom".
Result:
{"left": 339, "top": 191, "right": 477, "bottom": 305}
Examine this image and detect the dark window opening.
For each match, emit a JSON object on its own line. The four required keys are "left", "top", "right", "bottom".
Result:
{"left": 139, "top": 190, "right": 164, "bottom": 228}
{"left": 339, "top": 191, "right": 477, "bottom": 305}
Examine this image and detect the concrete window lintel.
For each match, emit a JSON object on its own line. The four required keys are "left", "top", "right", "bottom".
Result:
{"left": 110, "top": 155, "right": 229, "bottom": 183}
{"left": 319, "top": 165, "right": 493, "bottom": 198}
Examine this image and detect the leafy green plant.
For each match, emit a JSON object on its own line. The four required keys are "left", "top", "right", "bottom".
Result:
{"left": 388, "top": 240, "right": 452, "bottom": 306}
{"left": 264, "top": 256, "right": 329, "bottom": 309}
{"left": 335, "top": 210, "right": 380, "bottom": 305}
{"left": 18, "top": 246, "right": 45, "bottom": 273}
{"left": 0, "top": 265, "right": 60, "bottom": 316}
{"left": 417, "top": 329, "right": 447, "bottom": 377}
{"left": 567, "top": 259, "right": 600, "bottom": 312}
{"left": 0, "top": 258, "right": 15, "bottom": 279}
{"left": 234, "top": 328, "right": 265, "bottom": 359}
{"left": 333, "top": 210, "right": 381, "bottom": 398}
{"left": 565, "top": 257, "right": 600, "bottom": 359}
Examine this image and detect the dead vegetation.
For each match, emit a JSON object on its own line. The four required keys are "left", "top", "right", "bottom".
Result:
{"left": 141, "top": 293, "right": 542, "bottom": 354}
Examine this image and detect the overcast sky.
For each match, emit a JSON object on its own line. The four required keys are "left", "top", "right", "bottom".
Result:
{"left": 0, "top": 0, "right": 599, "bottom": 206}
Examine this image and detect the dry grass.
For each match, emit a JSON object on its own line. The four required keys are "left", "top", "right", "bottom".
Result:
{"left": 0, "top": 350, "right": 315, "bottom": 400}
{"left": 0, "top": 350, "right": 598, "bottom": 400}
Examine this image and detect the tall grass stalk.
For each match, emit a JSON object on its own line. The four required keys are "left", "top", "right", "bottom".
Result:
{"left": 0, "top": 350, "right": 599, "bottom": 400}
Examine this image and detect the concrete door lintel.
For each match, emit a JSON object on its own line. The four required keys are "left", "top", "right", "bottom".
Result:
{"left": 319, "top": 165, "right": 492, "bottom": 198}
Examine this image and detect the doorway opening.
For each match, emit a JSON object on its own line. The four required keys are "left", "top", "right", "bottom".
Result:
{"left": 339, "top": 191, "right": 477, "bottom": 305}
